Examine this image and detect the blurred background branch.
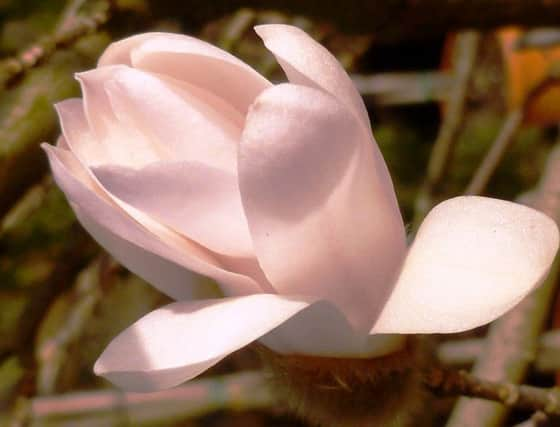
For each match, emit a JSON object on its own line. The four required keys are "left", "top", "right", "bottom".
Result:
{"left": 425, "top": 367, "right": 560, "bottom": 417}
{"left": 0, "top": 0, "right": 113, "bottom": 88}
{"left": 152, "top": 0, "right": 560, "bottom": 41}
{"left": 3, "top": 371, "right": 272, "bottom": 427}
{"left": 413, "top": 31, "right": 480, "bottom": 228}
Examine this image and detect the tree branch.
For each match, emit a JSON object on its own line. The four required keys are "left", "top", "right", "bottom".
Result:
{"left": 0, "top": 0, "right": 113, "bottom": 88}
{"left": 353, "top": 71, "right": 452, "bottom": 106}
{"left": 464, "top": 108, "right": 524, "bottom": 196}
{"left": 4, "top": 371, "right": 272, "bottom": 426}
{"left": 425, "top": 367, "right": 560, "bottom": 417}
{"left": 465, "top": 71, "right": 560, "bottom": 196}
{"left": 438, "top": 330, "right": 560, "bottom": 374}
{"left": 35, "top": 257, "right": 108, "bottom": 395}
{"left": 412, "top": 31, "right": 480, "bottom": 228}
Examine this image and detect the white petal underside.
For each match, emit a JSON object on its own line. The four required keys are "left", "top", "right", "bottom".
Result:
{"left": 94, "top": 294, "right": 314, "bottom": 391}
{"left": 372, "top": 196, "right": 559, "bottom": 333}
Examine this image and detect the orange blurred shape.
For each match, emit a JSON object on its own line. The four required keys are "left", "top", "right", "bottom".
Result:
{"left": 499, "top": 27, "right": 560, "bottom": 125}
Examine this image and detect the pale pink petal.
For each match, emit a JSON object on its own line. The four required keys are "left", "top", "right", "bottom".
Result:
{"left": 55, "top": 135, "right": 69, "bottom": 150}
{"left": 255, "top": 24, "right": 370, "bottom": 130}
{"left": 216, "top": 254, "right": 273, "bottom": 293}
{"left": 260, "top": 300, "right": 405, "bottom": 357}
{"left": 255, "top": 24, "right": 401, "bottom": 237}
{"left": 93, "top": 161, "right": 254, "bottom": 258}
{"left": 103, "top": 66, "right": 240, "bottom": 172}
{"left": 372, "top": 196, "right": 560, "bottom": 334}
{"left": 239, "top": 84, "right": 406, "bottom": 330}
{"left": 55, "top": 99, "right": 110, "bottom": 166}
{"left": 43, "top": 144, "right": 264, "bottom": 297}
{"left": 74, "top": 206, "right": 221, "bottom": 300}
{"left": 94, "top": 294, "right": 313, "bottom": 391}
{"left": 54, "top": 103, "right": 269, "bottom": 291}
{"left": 97, "top": 33, "right": 155, "bottom": 66}
{"left": 74, "top": 67, "right": 115, "bottom": 139}
{"left": 75, "top": 67, "right": 162, "bottom": 168}
{"left": 125, "top": 33, "right": 271, "bottom": 114}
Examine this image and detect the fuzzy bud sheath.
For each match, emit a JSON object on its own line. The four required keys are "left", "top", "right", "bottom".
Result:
{"left": 256, "top": 337, "right": 434, "bottom": 427}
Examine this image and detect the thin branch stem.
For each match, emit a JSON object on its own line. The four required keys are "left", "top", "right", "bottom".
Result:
{"left": 217, "top": 8, "right": 256, "bottom": 50}
{"left": 0, "top": 0, "right": 113, "bottom": 88}
{"left": 35, "top": 258, "right": 106, "bottom": 395}
{"left": 4, "top": 371, "right": 272, "bottom": 426}
{"left": 465, "top": 70, "right": 560, "bottom": 196}
{"left": 353, "top": 71, "right": 452, "bottom": 105}
{"left": 412, "top": 31, "right": 480, "bottom": 229}
{"left": 425, "top": 367, "right": 560, "bottom": 417}
{"left": 0, "top": 177, "right": 52, "bottom": 234}
{"left": 438, "top": 329, "right": 560, "bottom": 374}
{"left": 464, "top": 108, "right": 524, "bottom": 195}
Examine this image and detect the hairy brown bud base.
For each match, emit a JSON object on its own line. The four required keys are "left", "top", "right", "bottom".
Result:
{"left": 257, "top": 337, "right": 433, "bottom": 427}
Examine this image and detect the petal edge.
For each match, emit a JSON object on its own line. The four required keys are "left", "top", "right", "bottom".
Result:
{"left": 94, "top": 294, "right": 314, "bottom": 391}
{"left": 372, "top": 196, "right": 559, "bottom": 334}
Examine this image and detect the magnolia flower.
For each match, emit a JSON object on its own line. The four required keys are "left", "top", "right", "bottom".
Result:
{"left": 43, "top": 25, "right": 558, "bottom": 393}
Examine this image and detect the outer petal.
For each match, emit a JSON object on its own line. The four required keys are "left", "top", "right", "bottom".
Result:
{"left": 372, "top": 196, "right": 560, "bottom": 334}
{"left": 55, "top": 98, "right": 111, "bottom": 166}
{"left": 56, "top": 97, "right": 267, "bottom": 287}
{"left": 238, "top": 84, "right": 406, "bottom": 330}
{"left": 255, "top": 24, "right": 402, "bottom": 247}
{"left": 43, "top": 144, "right": 263, "bottom": 297}
{"left": 75, "top": 67, "right": 114, "bottom": 140}
{"left": 93, "top": 161, "right": 254, "bottom": 258}
{"left": 97, "top": 32, "right": 154, "bottom": 66}
{"left": 57, "top": 81, "right": 238, "bottom": 174}
{"left": 94, "top": 294, "right": 313, "bottom": 391}
{"left": 103, "top": 66, "right": 241, "bottom": 172}
{"left": 99, "top": 32, "right": 271, "bottom": 115}
{"left": 74, "top": 69, "right": 162, "bottom": 168}
{"left": 55, "top": 135, "right": 69, "bottom": 150}
{"left": 255, "top": 24, "right": 369, "bottom": 132}
{"left": 74, "top": 206, "right": 220, "bottom": 300}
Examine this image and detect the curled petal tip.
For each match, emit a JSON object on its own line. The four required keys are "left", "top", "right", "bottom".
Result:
{"left": 93, "top": 358, "right": 105, "bottom": 376}
{"left": 74, "top": 71, "right": 88, "bottom": 82}
{"left": 254, "top": 23, "right": 294, "bottom": 35}
{"left": 40, "top": 142, "right": 53, "bottom": 152}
